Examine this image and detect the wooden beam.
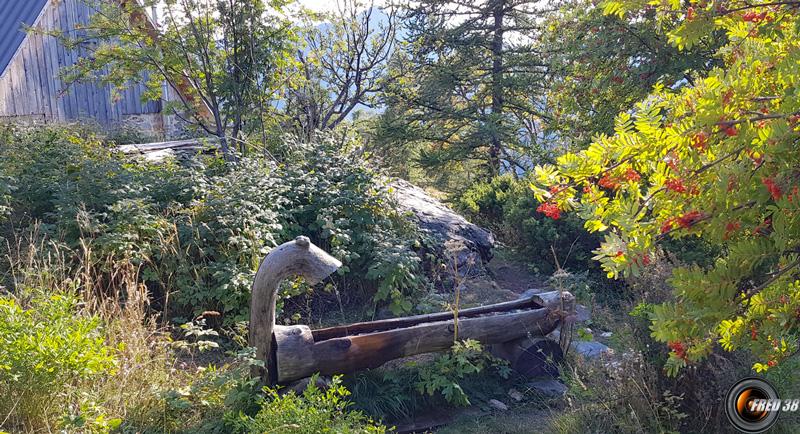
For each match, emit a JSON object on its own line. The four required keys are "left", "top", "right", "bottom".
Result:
{"left": 246, "top": 235, "right": 574, "bottom": 385}
{"left": 311, "top": 295, "right": 546, "bottom": 341}
{"left": 275, "top": 304, "right": 562, "bottom": 383}
{"left": 117, "top": 138, "right": 217, "bottom": 153}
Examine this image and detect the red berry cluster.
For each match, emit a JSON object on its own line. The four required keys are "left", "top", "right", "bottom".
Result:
{"left": 724, "top": 220, "right": 741, "bottom": 239}
{"left": 752, "top": 217, "right": 772, "bottom": 236}
{"left": 661, "top": 211, "right": 705, "bottom": 234}
{"left": 742, "top": 11, "right": 769, "bottom": 22}
{"left": 598, "top": 174, "right": 620, "bottom": 189}
{"left": 549, "top": 185, "right": 565, "bottom": 200}
{"left": 597, "top": 170, "right": 641, "bottom": 189}
{"left": 664, "top": 178, "right": 698, "bottom": 195}
{"left": 678, "top": 211, "right": 704, "bottom": 227}
{"left": 630, "top": 253, "right": 651, "bottom": 267}
{"left": 722, "top": 90, "right": 734, "bottom": 106}
{"left": 624, "top": 168, "right": 641, "bottom": 182}
{"left": 536, "top": 202, "right": 561, "bottom": 220}
{"left": 690, "top": 132, "right": 708, "bottom": 151}
{"left": 722, "top": 124, "right": 738, "bottom": 137}
{"left": 762, "top": 177, "right": 783, "bottom": 200}
{"left": 668, "top": 341, "right": 687, "bottom": 361}
{"left": 686, "top": 6, "right": 696, "bottom": 21}
{"left": 665, "top": 178, "right": 688, "bottom": 193}
{"left": 788, "top": 186, "right": 799, "bottom": 203}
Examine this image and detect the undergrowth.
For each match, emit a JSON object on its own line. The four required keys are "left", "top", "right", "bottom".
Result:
{"left": 0, "top": 125, "right": 429, "bottom": 324}
{"left": 0, "top": 233, "right": 385, "bottom": 433}
{"left": 345, "top": 339, "right": 511, "bottom": 423}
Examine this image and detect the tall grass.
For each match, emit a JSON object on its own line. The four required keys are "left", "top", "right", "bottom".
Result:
{"left": 1, "top": 223, "right": 385, "bottom": 433}
{"left": 0, "top": 228, "right": 184, "bottom": 432}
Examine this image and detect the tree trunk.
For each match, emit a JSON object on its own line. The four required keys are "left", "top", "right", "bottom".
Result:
{"left": 489, "top": 0, "right": 505, "bottom": 175}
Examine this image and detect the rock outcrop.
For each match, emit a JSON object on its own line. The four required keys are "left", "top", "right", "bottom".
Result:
{"left": 389, "top": 179, "right": 495, "bottom": 277}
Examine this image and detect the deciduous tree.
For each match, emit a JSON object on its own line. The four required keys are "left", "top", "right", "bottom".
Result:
{"left": 283, "top": 0, "right": 396, "bottom": 141}
{"left": 540, "top": 0, "right": 721, "bottom": 150}
{"left": 532, "top": 0, "right": 800, "bottom": 375}
{"left": 57, "top": 0, "right": 295, "bottom": 158}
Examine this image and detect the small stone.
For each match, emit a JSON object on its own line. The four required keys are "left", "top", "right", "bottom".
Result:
{"left": 600, "top": 331, "right": 613, "bottom": 338}
{"left": 282, "top": 376, "right": 331, "bottom": 395}
{"left": 488, "top": 399, "right": 509, "bottom": 411}
{"left": 508, "top": 388, "right": 524, "bottom": 402}
{"left": 527, "top": 379, "right": 568, "bottom": 398}
{"left": 546, "top": 328, "right": 561, "bottom": 341}
{"left": 572, "top": 341, "right": 613, "bottom": 359}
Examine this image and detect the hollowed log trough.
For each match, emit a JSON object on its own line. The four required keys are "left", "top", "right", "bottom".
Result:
{"left": 249, "top": 236, "right": 575, "bottom": 385}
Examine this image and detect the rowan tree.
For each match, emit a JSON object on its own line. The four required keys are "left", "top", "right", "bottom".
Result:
{"left": 540, "top": 0, "right": 722, "bottom": 151}
{"left": 532, "top": 0, "right": 800, "bottom": 375}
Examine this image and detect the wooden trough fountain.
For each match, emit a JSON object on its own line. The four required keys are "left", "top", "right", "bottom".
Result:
{"left": 249, "top": 236, "right": 575, "bottom": 385}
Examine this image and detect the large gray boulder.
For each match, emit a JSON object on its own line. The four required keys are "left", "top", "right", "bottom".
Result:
{"left": 389, "top": 179, "right": 495, "bottom": 276}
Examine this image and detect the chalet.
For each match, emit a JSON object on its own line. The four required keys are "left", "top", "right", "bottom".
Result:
{"left": 0, "top": 0, "right": 183, "bottom": 137}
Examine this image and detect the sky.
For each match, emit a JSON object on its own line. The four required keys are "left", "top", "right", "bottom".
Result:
{"left": 295, "top": 0, "right": 387, "bottom": 13}
{"left": 152, "top": 0, "right": 387, "bottom": 24}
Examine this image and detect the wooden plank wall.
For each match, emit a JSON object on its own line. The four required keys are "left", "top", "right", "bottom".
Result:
{"left": 0, "top": 0, "right": 162, "bottom": 125}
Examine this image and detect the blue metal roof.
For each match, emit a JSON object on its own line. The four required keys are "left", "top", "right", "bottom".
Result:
{"left": 0, "top": 0, "right": 49, "bottom": 75}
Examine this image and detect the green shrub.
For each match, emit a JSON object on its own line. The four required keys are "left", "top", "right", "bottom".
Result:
{"left": 346, "top": 339, "right": 511, "bottom": 422}
{"left": 276, "top": 140, "right": 427, "bottom": 317}
{"left": 544, "top": 256, "right": 800, "bottom": 434}
{"left": 0, "top": 290, "right": 117, "bottom": 429}
{"left": 415, "top": 339, "right": 511, "bottom": 406}
{"left": 0, "top": 176, "right": 11, "bottom": 223}
{"left": 121, "top": 359, "right": 256, "bottom": 434}
{"left": 227, "top": 375, "right": 386, "bottom": 434}
{"left": 455, "top": 174, "right": 600, "bottom": 274}
{"left": 0, "top": 126, "right": 426, "bottom": 323}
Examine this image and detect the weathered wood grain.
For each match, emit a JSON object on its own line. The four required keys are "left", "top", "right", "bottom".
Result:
{"left": 249, "top": 236, "right": 342, "bottom": 385}
{"left": 311, "top": 290, "right": 566, "bottom": 341}
{"left": 247, "top": 235, "right": 574, "bottom": 385}
{"left": 275, "top": 306, "right": 562, "bottom": 383}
